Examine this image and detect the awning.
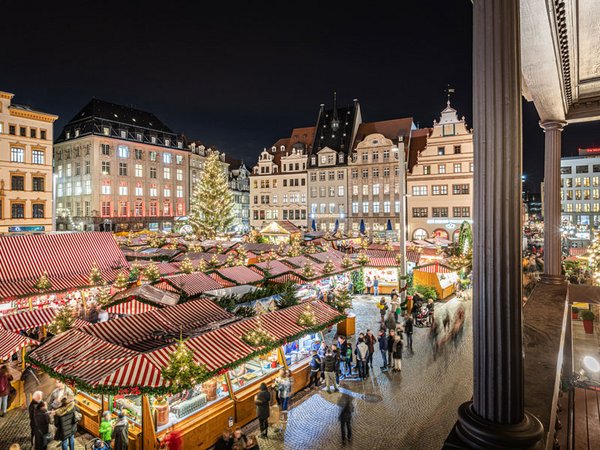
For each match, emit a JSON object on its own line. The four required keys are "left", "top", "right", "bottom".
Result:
{"left": 214, "top": 266, "right": 264, "bottom": 285}
{"left": 0, "top": 308, "right": 57, "bottom": 332}
{"left": 0, "top": 328, "right": 39, "bottom": 360}
{"left": 415, "top": 263, "right": 454, "bottom": 273}
{"left": 158, "top": 272, "right": 224, "bottom": 297}
{"left": 107, "top": 300, "right": 157, "bottom": 315}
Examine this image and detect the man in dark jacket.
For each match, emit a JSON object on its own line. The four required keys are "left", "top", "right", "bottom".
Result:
{"left": 307, "top": 351, "right": 322, "bottom": 389}
{"left": 338, "top": 394, "right": 354, "bottom": 444}
{"left": 29, "top": 390, "right": 43, "bottom": 446}
{"left": 254, "top": 383, "right": 271, "bottom": 437}
{"left": 337, "top": 336, "right": 348, "bottom": 377}
{"left": 387, "top": 329, "right": 396, "bottom": 369}
{"left": 404, "top": 315, "right": 414, "bottom": 352}
{"left": 34, "top": 401, "right": 50, "bottom": 450}
{"left": 323, "top": 350, "right": 339, "bottom": 393}
{"left": 54, "top": 397, "right": 79, "bottom": 450}
{"left": 378, "top": 329, "right": 388, "bottom": 370}
{"left": 112, "top": 411, "right": 129, "bottom": 450}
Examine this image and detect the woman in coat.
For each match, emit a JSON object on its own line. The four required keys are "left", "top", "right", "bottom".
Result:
{"left": 0, "top": 365, "right": 14, "bottom": 417}
{"left": 392, "top": 334, "right": 403, "bottom": 372}
{"left": 111, "top": 411, "right": 129, "bottom": 450}
{"left": 33, "top": 401, "right": 50, "bottom": 450}
{"left": 54, "top": 397, "right": 78, "bottom": 450}
{"left": 254, "top": 383, "right": 271, "bottom": 438}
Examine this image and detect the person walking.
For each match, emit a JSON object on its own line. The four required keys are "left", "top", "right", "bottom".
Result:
{"left": 378, "top": 329, "right": 388, "bottom": 370}
{"left": 331, "top": 344, "right": 341, "bottom": 384}
{"left": 338, "top": 394, "right": 354, "bottom": 444}
{"left": 404, "top": 315, "right": 414, "bottom": 353}
{"left": 387, "top": 329, "right": 396, "bottom": 369}
{"left": 338, "top": 336, "right": 348, "bottom": 378}
{"left": 98, "top": 411, "right": 113, "bottom": 448}
{"left": 254, "top": 383, "right": 271, "bottom": 438}
{"left": 0, "top": 365, "right": 14, "bottom": 417}
{"left": 111, "top": 411, "right": 129, "bottom": 450}
{"left": 384, "top": 311, "right": 396, "bottom": 333}
{"left": 390, "top": 294, "right": 400, "bottom": 322}
{"left": 33, "top": 401, "right": 50, "bottom": 450}
{"left": 373, "top": 276, "right": 379, "bottom": 296}
{"left": 378, "top": 297, "right": 388, "bottom": 324}
{"left": 54, "top": 397, "right": 78, "bottom": 450}
{"left": 278, "top": 371, "right": 291, "bottom": 411}
{"left": 392, "top": 334, "right": 403, "bottom": 372}
{"left": 28, "top": 390, "right": 43, "bottom": 445}
{"left": 355, "top": 338, "right": 369, "bottom": 379}
{"left": 365, "top": 329, "right": 377, "bottom": 373}
{"left": 323, "top": 349, "right": 339, "bottom": 393}
{"left": 427, "top": 298, "right": 435, "bottom": 326}
{"left": 307, "top": 350, "right": 322, "bottom": 389}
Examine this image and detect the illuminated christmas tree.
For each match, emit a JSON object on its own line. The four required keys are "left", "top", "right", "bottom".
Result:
{"left": 48, "top": 305, "right": 75, "bottom": 335}
{"left": 208, "top": 254, "right": 221, "bottom": 269}
{"left": 297, "top": 303, "right": 316, "bottom": 327}
{"left": 179, "top": 257, "right": 194, "bottom": 274}
{"left": 589, "top": 232, "right": 600, "bottom": 284}
{"left": 88, "top": 262, "right": 103, "bottom": 285}
{"left": 356, "top": 252, "right": 370, "bottom": 266}
{"left": 196, "top": 259, "right": 208, "bottom": 272}
{"left": 332, "top": 288, "right": 353, "bottom": 313}
{"left": 322, "top": 258, "right": 335, "bottom": 274}
{"left": 341, "top": 255, "right": 353, "bottom": 269}
{"left": 96, "top": 284, "right": 112, "bottom": 307}
{"left": 302, "top": 261, "right": 316, "bottom": 278}
{"left": 188, "top": 151, "right": 234, "bottom": 239}
{"left": 236, "top": 245, "right": 248, "bottom": 265}
{"left": 143, "top": 262, "right": 161, "bottom": 282}
{"left": 113, "top": 270, "right": 130, "bottom": 289}
{"left": 162, "top": 338, "right": 208, "bottom": 391}
{"left": 226, "top": 253, "right": 237, "bottom": 267}
{"left": 34, "top": 272, "right": 52, "bottom": 291}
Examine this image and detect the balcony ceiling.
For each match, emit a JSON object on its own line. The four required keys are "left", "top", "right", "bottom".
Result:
{"left": 521, "top": 0, "right": 600, "bottom": 123}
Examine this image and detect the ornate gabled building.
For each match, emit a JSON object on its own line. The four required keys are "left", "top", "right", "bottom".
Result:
{"left": 227, "top": 157, "right": 250, "bottom": 233}
{"left": 249, "top": 127, "right": 313, "bottom": 229}
{"left": 54, "top": 99, "right": 190, "bottom": 232}
{"left": 0, "top": 90, "right": 58, "bottom": 232}
{"left": 406, "top": 100, "right": 473, "bottom": 241}
{"left": 307, "top": 97, "right": 362, "bottom": 232}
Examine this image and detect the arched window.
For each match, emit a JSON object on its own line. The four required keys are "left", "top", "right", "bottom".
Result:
{"left": 432, "top": 228, "right": 449, "bottom": 239}
{"left": 412, "top": 228, "right": 428, "bottom": 240}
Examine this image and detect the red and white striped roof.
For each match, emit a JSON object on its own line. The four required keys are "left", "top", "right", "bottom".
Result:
{"left": 569, "top": 247, "right": 588, "bottom": 256}
{"left": 415, "top": 263, "right": 454, "bottom": 274}
{"left": 0, "top": 232, "right": 128, "bottom": 299}
{"left": 0, "top": 328, "right": 38, "bottom": 360}
{"left": 106, "top": 299, "right": 157, "bottom": 316}
{"left": 161, "top": 272, "right": 224, "bottom": 297}
{"left": 0, "top": 308, "right": 57, "bottom": 332}
{"left": 251, "top": 260, "right": 293, "bottom": 277}
{"left": 214, "top": 266, "right": 264, "bottom": 285}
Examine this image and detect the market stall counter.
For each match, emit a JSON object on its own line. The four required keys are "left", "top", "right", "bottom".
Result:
{"left": 282, "top": 332, "right": 323, "bottom": 395}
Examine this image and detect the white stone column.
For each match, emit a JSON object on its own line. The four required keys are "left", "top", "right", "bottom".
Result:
{"left": 540, "top": 121, "right": 567, "bottom": 284}
{"left": 448, "top": 0, "right": 544, "bottom": 447}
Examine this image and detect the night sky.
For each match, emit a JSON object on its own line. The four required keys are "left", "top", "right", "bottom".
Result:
{"left": 1, "top": 1, "right": 598, "bottom": 192}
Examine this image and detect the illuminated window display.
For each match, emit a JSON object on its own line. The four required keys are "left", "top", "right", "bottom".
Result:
{"left": 228, "top": 349, "right": 281, "bottom": 391}
{"left": 282, "top": 333, "right": 319, "bottom": 367}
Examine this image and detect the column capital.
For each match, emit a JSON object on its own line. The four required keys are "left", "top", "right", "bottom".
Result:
{"left": 539, "top": 120, "right": 567, "bottom": 131}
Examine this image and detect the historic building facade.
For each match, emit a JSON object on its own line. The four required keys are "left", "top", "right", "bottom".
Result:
{"left": 0, "top": 90, "right": 58, "bottom": 233}
{"left": 406, "top": 101, "right": 474, "bottom": 241}
{"left": 54, "top": 99, "right": 190, "bottom": 232}
{"left": 228, "top": 160, "right": 250, "bottom": 233}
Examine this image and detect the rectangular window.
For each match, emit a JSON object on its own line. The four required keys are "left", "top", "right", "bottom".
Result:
{"left": 149, "top": 185, "right": 157, "bottom": 197}
{"left": 383, "top": 167, "right": 390, "bottom": 177}
{"left": 319, "top": 187, "right": 326, "bottom": 197}
{"left": 362, "top": 169, "right": 369, "bottom": 178}
{"left": 101, "top": 144, "right": 110, "bottom": 155}
{"left": 20, "top": 127, "right": 26, "bottom": 137}
{"left": 310, "top": 187, "right": 317, "bottom": 198}
{"left": 453, "top": 207, "right": 470, "bottom": 217}
{"left": 437, "top": 147, "right": 445, "bottom": 155}
{"left": 163, "top": 153, "right": 172, "bottom": 164}
{"left": 135, "top": 164, "right": 143, "bottom": 177}
{"left": 338, "top": 170, "right": 344, "bottom": 180}
{"left": 362, "top": 202, "right": 369, "bottom": 213}
{"left": 561, "top": 166, "right": 572, "bottom": 174}
{"left": 11, "top": 203, "right": 25, "bottom": 218}
{"left": 383, "top": 201, "right": 390, "bottom": 213}
{"left": 176, "top": 185, "right": 184, "bottom": 198}
{"left": 453, "top": 184, "right": 470, "bottom": 194}
{"left": 176, "top": 169, "right": 183, "bottom": 181}
{"left": 85, "top": 201, "right": 91, "bottom": 216}
{"left": 329, "top": 203, "right": 335, "bottom": 214}
{"left": 11, "top": 176, "right": 24, "bottom": 191}
{"left": 438, "top": 164, "right": 446, "bottom": 174}
{"left": 164, "top": 186, "right": 171, "bottom": 197}
{"left": 75, "top": 163, "right": 81, "bottom": 176}
{"left": 454, "top": 145, "right": 461, "bottom": 154}
{"left": 85, "top": 160, "right": 91, "bottom": 175}
{"left": 372, "top": 152, "right": 379, "bottom": 161}
{"left": 32, "top": 177, "right": 45, "bottom": 192}
{"left": 373, "top": 201, "right": 380, "bottom": 213}
{"left": 163, "top": 167, "right": 171, "bottom": 179}
{"left": 412, "top": 186, "right": 427, "bottom": 196}
{"left": 432, "top": 185, "right": 448, "bottom": 195}
{"left": 329, "top": 186, "right": 335, "bottom": 197}
{"left": 319, "top": 172, "right": 326, "bottom": 181}
{"left": 432, "top": 207, "right": 449, "bottom": 217}
{"left": 352, "top": 202, "right": 359, "bottom": 214}
{"left": 576, "top": 165, "right": 589, "bottom": 173}
{"left": 101, "top": 163, "right": 110, "bottom": 176}
{"left": 119, "top": 162, "right": 128, "bottom": 176}
{"left": 119, "top": 184, "right": 128, "bottom": 196}
{"left": 311, "top": 173, "right": 317, "bottom": 182}
{"left": 395, "top": 201, "right": 400, "bottom": 213}
{"left": 453, "top": 163, "right": 462, "bottom": 173}
{"left": 84, "top": 180, "right": 91, "bottom": 194}
{"left": 338, "top": 186, "right": 344, "bottom": 196}
{"left": 362, "top": 153, "right": 368, "bottom": 162}
{"left": 373, "top": 168, "right": 379, "bottom": 177}
{"left": 575, "top": 177, "right": 582, "bottom": 187}
{"left": 362, "top": 185, "right": 369, "bottom": 196}
{"left": 118, "top": 145, "right": 129, "bottom": 158}
{"left": 412, "top": 207, "right": 428, "bottom": 218}
{"left": 373, "top": 184, "right": 380, "bottom": 195}
{"left": 74, "top": 181, "right": 82, "bottom": 195}
{"left": 32, "top": 150, "right": 45, "bottom": 164}
{"left": 135, "top": 183, "right": 143, "bottom": 196}
{"left": 150, "top": 167, "right": 157, "bottom": 178}
{"left": 102, "top": 181, "right": 111, "bottom": 195}
{"left": 329, "top": 171, "right": 335, "bottom": 181}
{"left": 32, "top": 203, "right": 44, "bottom": 218}
{"left": 66, "top": 183, "right": 72, "bottom": 196}
{"left": 423, "top": 165, "right": 431, "bottom": 175}
{"left": 320, "top": 204, "right": 326, "bottom": 214}
{"left": 9, "top": 125, "right": 15, "bottom": 135}
{"left": 10, "top": 147, "right": 24, "bottom": 163}
{"left": 134, "top": 149, "right": 143, "bottom": 159}
{"left": 351, "top": 169, "right": 358, "bottom": 179}
{"left": 150, "top": 151, "right": 158, "bottom": 162}
{"left": 470, "top": 162, "right": 474, "bottom": 172}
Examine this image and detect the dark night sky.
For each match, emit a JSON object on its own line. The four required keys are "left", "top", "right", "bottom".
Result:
{"left": 1, "top": 1, "right": 598, "bottom": 192}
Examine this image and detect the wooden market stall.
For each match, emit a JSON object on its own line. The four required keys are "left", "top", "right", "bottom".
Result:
{"left": 28, "top": 299, "right": 344, "bottom": 450}
{"left": 413, "top": 263, "right": 458, "bottom": 299}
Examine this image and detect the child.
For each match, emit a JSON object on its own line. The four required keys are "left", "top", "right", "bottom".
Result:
{"left": 99, "top": 411, "right": 113, "bottom": 448}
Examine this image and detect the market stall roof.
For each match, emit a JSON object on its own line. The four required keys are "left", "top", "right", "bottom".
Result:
{"left": 156, "top": 272, "right": 224, "bottom": 298}
{"left": 199, "top": 240, "right": 239, "bottom": 253}
{"left": 203, "top": 285, "right": 257, "bottom": 299}
{"left": 569, "top": 247, "right": 588, "bottom": 257}
{"left": 260, "top": 220, "right": 301, "bottom": 236}
{"left": 0, "top": 328, "right": 39, "bottom": 361}
{"left": 241, "top": 243, "right": 279, "bottom": 255}
{"left": 0, "top": 308, "right": 57, "bottom": 332}
{"left": 251, "top": 260, "right": 294, "bottom": 277}
{"left": 406, "top": 250, "right": 422, "bottom": 265}
{"left": 212, "top": 266, "right": 264, "bottom": 285}
{"left": 172, "top": 252, "right": 228, "bottom": 266}
{"left": 0, "top": 232, "right": 129, "bottom": 300}
{"left": 414, "top": 263, "right": 455, "bottom": 273}
{"left": 135, "top": 261, "right": 180, "bottom": 276}
{"left": 106, "top": 299, "right": 158, "bottom": 316}
{"left": 309, "top": 248, "right": 347, "bottom": 263}
{"left": 109, "top": 284, "right": 179, "bottom": 309}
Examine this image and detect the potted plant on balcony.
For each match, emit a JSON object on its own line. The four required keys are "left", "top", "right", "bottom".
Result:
{"left": 572, "top": 306, "right": 580, "bottom": 320}
{"left": 581, "top": 309, "right": 595, "bottom": 334}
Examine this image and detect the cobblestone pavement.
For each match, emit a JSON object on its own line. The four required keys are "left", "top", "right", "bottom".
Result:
{"left": 243, "top": 294, "right": 473, "bottom": 450}
{"left": 0, "top": 294, "right": 472, "bottom": 450}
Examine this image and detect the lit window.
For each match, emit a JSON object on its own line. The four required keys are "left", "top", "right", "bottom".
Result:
{"left": 453, "top": 163, "right": 462, "bottom": 173}
{"left": 119, "top": 184, "right": 128, "bottom": 195}
{"left": 163, "top": 153, "right": 172, "bottom": 164}
{"left": 362, "top": 202, "right": 369, "bottom": 213}
{"left": 135, "top": 183, "right": 143, "bottom": 196}
{"left": 118, "top": 145, "right": 129, "bottom": 158}
{"left": 135, "top": 164, "right": 143, "bottom": 177}
{"left": 163, "top": 167, "right": 171, "bottom": 179}
{"left": 10, "top": 147, "right": 24, "bottom": 163}
{"left": 176, "top": 185, "right": 184, "bottom": 198}
{"left": 438, "top": 164, "right": 446, "bottom": 174}
{"left": 164, "top": 186, "right": 171, "bottom": 197}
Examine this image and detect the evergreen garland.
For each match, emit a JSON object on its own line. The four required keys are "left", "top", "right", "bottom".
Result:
{"left": 188, "top": 151, "right": 234, "bottom": 239}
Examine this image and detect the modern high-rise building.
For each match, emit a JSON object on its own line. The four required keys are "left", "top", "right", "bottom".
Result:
{"left": 406, "top": 101, "right": 474, "bottom": 241}
{"left": 0, "top": 90, "right": 58, "bottom": 233}
{"left": 54, "top": 99, "right": 190, "bottom": 232}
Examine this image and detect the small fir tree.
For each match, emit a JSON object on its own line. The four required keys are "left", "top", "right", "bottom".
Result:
{"left": 179, "top": 257, "right": 194, "bottom": 274}
{"left": 113, "top": 270, "right": 130, "bottom": 289}
{"left": 332, "top": 288, "right": 353, "bottom": 313}
{"left": 226, "top": 253, "right": 237, "bottom": 267}
{"left": 236, "top": 245, "right": 248, "bottom": 265}
{"left": 48, "top": 305, "right": 75, "bottom": 335}
{"left": 96, "top": 285, "right": 112, "bottom": 307}
{"left": 143, "top": 262, "right": 161, "bottom": 282}
{"left": 162, "top": 338, "right": 209, "bottom": 391}
{"left": 88, "top": 262, "right": 103, "bottom": 286}
{"left": 356, "top": 252, "right": 370, "bottom": 266}
{"left": 208, "top": 254, "right": 221, "bottom": 269}
{"left": 297, "top": 303, "right": 317, "bottom": 327}
{"left": 34, "top": 272, "right": 52, "bottom": 291}
{"left": 341, "top": 255, "right": 353, "bottom": 269}
{"left": 322, "top": 258, "right": 335, "bottom": 274}
{"left": 188, "top": 151, "right": 234, "bottom": 239}
{"left": 302, "top": 261, "right": 316, "bottom": 279}
{"left": 196, "top": 259, "right": 208, "bottom": 273}
{"left": 275, "top": 282, "right": 299, "bottom": 309}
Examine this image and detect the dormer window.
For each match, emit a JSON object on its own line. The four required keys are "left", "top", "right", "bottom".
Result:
{"left": 280, "top": 145, "right": 285, "bottom": 152}
{"left": 103, "top": 127, "right": 110, "bottom": 136}
{"left": 66, "top": 131, "right": 71, "bottom": 139}
{"left": 136, "top": 133, "right": 143, "bottom": 141}
{"left": 151, "top": 136, "right": 157, "bottom": 144}
{"left": 271, "top": 146, "right": 276, "bottom": 153}
{"left": 311, "top": 156, "right": 316, "bottom": 165}
{"left": 75, "top": 129, "right": 80, "bottom": 137}
{"left": 120, "top": 130, "right": 127, "bottom": 139}
{"left": 339, "top": 153, "right": 345, "bottom": 163}
{"left": 177, "top": 141, "right": 183, "bottom": 149}
{"left": 165, "top": 139, "right": 170, "bottom": 146}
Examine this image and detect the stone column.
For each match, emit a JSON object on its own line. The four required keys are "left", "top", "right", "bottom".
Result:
{"left": 450, "top": 0, "right": 544, "bottom": 447}
{"left": 540, "top": 121, "right": 567, "bottom": 284}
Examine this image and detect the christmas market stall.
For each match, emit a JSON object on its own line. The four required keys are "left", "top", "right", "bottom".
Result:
{"left": 359, "top": 251, "right": 403, "bottom": 294}
{"left": 412, "top": 263, "right": 458, "bottom": 299}
{"left": 28, "top": 299, "right": 344, "bottom": 449}
{"left": 259, "top": 220, "right": 303, "bottom": 244}
{"left": 104, "top": 285, "right": 180, "bottom": 315}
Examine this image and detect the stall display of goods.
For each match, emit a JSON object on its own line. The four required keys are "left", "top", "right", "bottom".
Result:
{"left": 297, "top": 285, "right": 318, "bottom": 301}
{"left": 283, "top": 333, "right": 318, "bottom": 366}
{"left": 438, "top": 272, "right": 458, "bottom": 289}
{"left": 113, "top": 394, "right": 142, "bottom": 425}
{"left": 229, "top": 350, "right": 281, "bottom": 391}
{"left": 363, "top": 267, "right": 398, "bottom": 287}
{"left": 152, "top": 375, "right": 229, "bottom": 433}
{"left": 78, "top": 390, "right": 101, "bottom": 405}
